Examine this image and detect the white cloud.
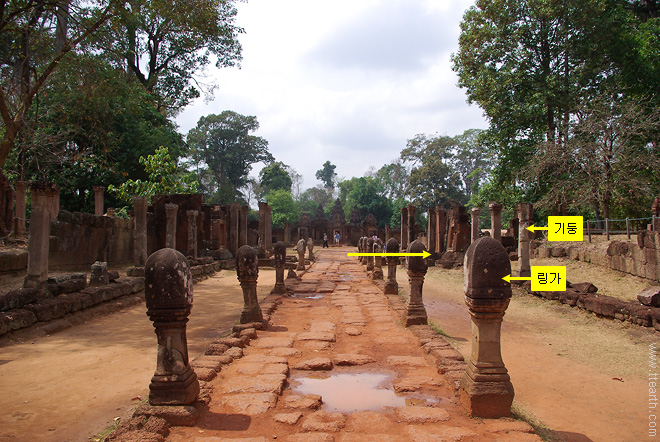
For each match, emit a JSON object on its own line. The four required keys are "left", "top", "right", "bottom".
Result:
{"left": 176, "top": 0, "right": 486, "bottom": 190}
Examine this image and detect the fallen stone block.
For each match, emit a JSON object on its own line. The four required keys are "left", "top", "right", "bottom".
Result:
{"left": 638, "top": 287, "right": 660, "bottom": 307}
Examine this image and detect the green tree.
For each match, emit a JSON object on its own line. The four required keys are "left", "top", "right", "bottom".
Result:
{"left": 259, "top": 161, "right": 292, "bottom": 195}
{"left": 344, "top": 177, "right": 392, "bottom": 227}
{"left": 298, "top": 186, "right": 333, "bottom": 217}
{"left": 0, "top": 0, "right": 121, "bottom": 168}
{"left": 97, "top": 0, "right": 243, "bottom": 114}
{"left": 315, "top": 160, "right": 337, "bottom": 189}
{"left": 266, "top": 189, "right": 300, "bottom": 229}
{"left": 186, "top": 111, "right": 273, "bottom": 204}
{"left": 401, "top": 134, "right": 464, "bottom": 208}
{"left": 108, "top": 146, "right": 198, "bottom": 202}
{"left": 373, "top": 160, "right": 410, "bottom": 200}
{"left": 452, "top": 129, "right": 492, "bottom": 201}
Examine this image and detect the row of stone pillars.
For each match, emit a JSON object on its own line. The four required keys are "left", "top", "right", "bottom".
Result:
{"left": 357, "top": 235, "right": 515, "bottom": 418}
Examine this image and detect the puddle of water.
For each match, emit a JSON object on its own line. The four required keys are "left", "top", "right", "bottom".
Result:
{"left": 291, "top": 293, "right": 324, "bottom": 299}
{"left": 292, "top": 373, "right": 405, "bottom": 412}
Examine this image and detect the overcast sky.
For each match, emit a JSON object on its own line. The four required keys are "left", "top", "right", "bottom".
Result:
{"left": 175, "top": 0, "right": 488, "bottom": 190}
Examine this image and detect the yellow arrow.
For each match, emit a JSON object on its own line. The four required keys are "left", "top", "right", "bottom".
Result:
{"left": 526, "top": 224, "right": 548, "bottom": 233}
{"left": 348, "top": 251, "right": 432, "bottom": 259}
{"left": 502, "top": 274, "right": 532, "bottom": 283}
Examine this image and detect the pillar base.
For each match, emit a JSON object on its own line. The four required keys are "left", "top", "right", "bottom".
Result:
{"left": 404, "top": 305, "right": 428, "bottom": 327}
{"left": 371, "top": 268, "right": 383, "bottom": 280}
{"left": 149, "top": 366, "right": 199, "bottom": 406}
{"left": 459, "top": 373, "right": 514, "bottom": 418}
{"left": 271, "top": 283, "right": 287, "bottom": 295}
{"left": 384, "top": 280, "right": 398, "bottom": 294}
{"left": 23, "top": 274, "right": 46, "bottom": 289}
{"left": 240, "top": 307, "right": 264, "bottom": 324}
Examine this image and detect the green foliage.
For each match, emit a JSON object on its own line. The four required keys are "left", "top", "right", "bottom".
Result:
{"left": 98, "top": 0, "right": 244, "bottom": 114}
{"left": 266, "top": 189, "right": 300, "bottom": 228}
{"left": 186, "top": 111, "right": 273, "bottom": 204}
{"left": 315, "top": 161, "right": 337, "bottom": 189}
{"left": 343, "top": 177, "right": 393, "bottom": 228}
{"left": 298, "top": 186, "right": 333, "bottom": 217}
{"left": 108, "top": 146, "right": 198, "bottom": 202}
{"left": 259, "top": 161, "right": 292, "bottom": 195}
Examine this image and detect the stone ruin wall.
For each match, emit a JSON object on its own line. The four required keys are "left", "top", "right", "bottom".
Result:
{"left": 535, "top": 229, "right": 660, "bottom": 283}
{"left": 49, "top": 210, "right": 135, "bottom": 270}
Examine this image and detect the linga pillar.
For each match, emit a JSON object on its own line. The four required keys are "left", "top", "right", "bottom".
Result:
{"left": 307, "top": 237, "right": 314, "bottom": 262}
{"left": 404, "top": 239, "right": 428, "bottom": 326}
{"left": 145, "top": 248, "right": 199, "bottom": 405}
{"left": 271, "top": 241, "right": 287, "bottom": 294}
{"left": 235, "top": 245, "right": 264, "bottom": 323}
{"left": 459, "top": 237, "right": 514, "bottom": 418}
{"left": 384, "top": 238, "right": 400, "bottom": 294}
{"left": 366, "top": 237, "right": 375, "bottom": 272}
{"left": 372, "top": 239, "right": 384, "bottom": 280}
{"left": 296, "top": 238, "right": 307, "bottom": 271}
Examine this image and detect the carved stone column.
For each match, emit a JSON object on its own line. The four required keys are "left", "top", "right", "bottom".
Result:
{"left": 93, "top": 186, "right": 105, "bottom": 216}
{"left": 14, "top": 181, "right": 27, "bottom": 235}
{"left": 133, "top": 196, "right": 149, "bottom": 266}
{"left": 284, "top": 223, "right": 291, "bottom": 245}
{"left": 258, "top": 201, "right": 267, "bottom": 256}
{"left": 489, "top": 203, "right": 503, "bottom": 243}
{"left": 436, "top": 206, "right": 446, "bottom": 253}
{"left": 229, "top": 202, "right": 239, "bottom": 254}
{"left": 404, "top": 239, "right": 428, "bottom": 326}
{"left": 296, "top": 238, "right": 307, "bottom": 271}
{"left": 265, "top": 204, "right": 273, "bottom": 252}
{"left": 145, "top": 248, "right": 199, "bottom": 405}
{"left": 407, "top": 204, "right": 416, "bottom": 243}
{"left": 271, "top": 241, "right": 287, "bottom": 294}
{"left": 516, "top": 203, "right": 533, "bottom": 278}
{"left": 460, "top": 237, "right": 514, "bottom": 418}
{"left": 165, "top": 203, "right": 178, "bottom": 250}
{"left": 187, "top": 210, "right": 199, "bottom": 259}
{"left": 24, "top": 182, "right": 58, "bottom": 289}
{"left": 372, "top": 239, "right": 384, "bottom": 280}
{"left": 384, "top": 238, "right": 400, "bottom": 294}
{"left": 471, "top": 207, "right": 481, "bottom": 244}
{"left": 239, "top": 205, "right": 248, "bottom": 247}
{"left": 236, "top": 245, "right": 264, "bottom": 324}
{"left": 401, "top": 207, "right": 408, "bottom": 249}
{"left": 427, "top": 207, "right": 436, "bottom": 256}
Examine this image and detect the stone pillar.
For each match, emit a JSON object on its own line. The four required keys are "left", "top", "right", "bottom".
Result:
{"left": 187, "top": 210, "right": 199, "bottom": 259}
{"left": 405, "top": 239, "right": 428, "bottom": 326}
{"left": 407, "top": 205, "right": 416, "bottom": 242}
{"left": 436, "top": 206, "right": 446, "bottom": 254}
{"left": 271, "top": 241, "right": 287, "bottom": 294}
{"left": 14, "top": 181, "right": 27, "bottom": 235}
{"left": 235, "top": 245, "right": 264, "bottom": 323}
{"left": 401, "top": 207, "right": 408, "bottom": 249}
{"left": 372, "top": 239, "right": 384, "bottom": 280}
{"left": 145, "top": 248, "right": 199, "bottom": 405}
{"left": 516, "top": 203, "right": 533, "bottom": 278}
{"left": 51, "top": 185, "right": 60, "bottom": 221}
{"left": 265, "top": 204, "right": 273, "bottom": 252}
{"left": 210, "top": 218, "right": 222, "bottom": 250}
{"left": 427, "top": 208, "right": 436, "bottom": 256}
{"left": 471, "top": 208, "right": 481, "bottom": 244}
{"left": 460, "top": 237, "right": 514, "bottom": 418}
{"left": 239, "top": 205, "right": 248, "bottom": 247}
{"left": 24, "top": 182, "right": 58, "bottom": 289}
{"left": 307, "top": 237, "right": 314, "bottom": 262}
{"left": 258, "top": 201, "right": 267, "bottom": 254}
{"left": 284, "top": 223, "right": 291, "bottom": 245}
{"left": 229, "top": 202, "right": 239, "bottom": 253}
{"left": 366, "top": 237, "right": 374, "bottom": 272}
{"left": 296, "top": 238, "right": 306, "bottom": 271}
{"left": 489, "top": 203, "right": 503, "bottom": 243}
{"left": 93, "top": 186, "right": 104, "bottom": 216}
{"left": 360, "top": 237, "right": 367, "bottom": 266}
{"left": 384, "top": 238, "right": 400, "bottom": 294}
{"left": 165, "top": 204, "right": 178, "bottom": 250}
{"left": 132, "top": 196, "right": 148, "bottom": 265}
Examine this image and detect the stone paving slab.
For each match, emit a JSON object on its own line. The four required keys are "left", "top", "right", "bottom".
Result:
{"left": 164, "top": 248, "right": 543, "bottom": 442}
